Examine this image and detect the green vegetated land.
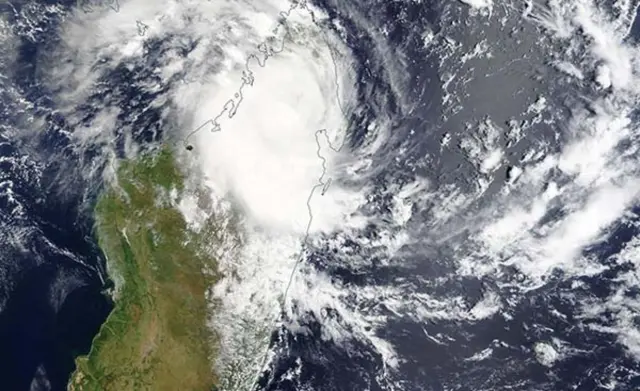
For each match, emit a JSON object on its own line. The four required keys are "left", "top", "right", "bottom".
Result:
{"left": 69, "top": 146, "right": 220, "bottom": 391}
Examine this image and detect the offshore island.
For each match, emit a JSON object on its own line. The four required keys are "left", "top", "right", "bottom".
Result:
{"left": 68, "top": 146, "right": 220, "bottom": 391}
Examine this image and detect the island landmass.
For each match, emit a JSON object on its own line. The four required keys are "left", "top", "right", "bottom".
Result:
{"left": 69, "top": 146, "right": 220, "bottom": 391}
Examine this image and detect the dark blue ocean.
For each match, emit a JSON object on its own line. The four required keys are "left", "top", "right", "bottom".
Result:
{"left": 0, "top": 3, "right": 112, "bottom": 388}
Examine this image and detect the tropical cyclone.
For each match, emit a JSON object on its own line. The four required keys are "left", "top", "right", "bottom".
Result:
{"left": 182, "top": 1, "right": 357, "bottom": 234}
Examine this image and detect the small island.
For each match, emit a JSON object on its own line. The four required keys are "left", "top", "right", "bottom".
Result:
{"left": 69, "top": 146, "right": 220, "bottom": 391}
